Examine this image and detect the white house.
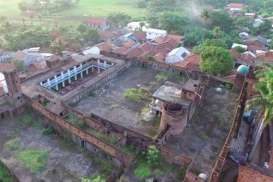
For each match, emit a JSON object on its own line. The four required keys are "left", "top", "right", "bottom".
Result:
{"left": 145, "top": 28, "right": 167, "bottom": 41}
{"left": 239, "top": 32, "right": 249, "bottom": 40}
{"left": 82, "top": 46, "right": 100, "bottom": 55}
{"left": 165, "top": 47, "right": 190, "bottom": 64}
{"left": 127, "top": 21, "right": 149, "bottom": 32}
{"left": 232, "top": 43, "right": 248, "bottom": 50}
{"left": 253, "top": 18, "right": 264, "bottom": 28}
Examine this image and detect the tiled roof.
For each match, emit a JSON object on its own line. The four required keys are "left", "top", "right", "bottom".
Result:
{"left": 227, "top": 3, "right": 246, "bottom": 9}
{"left": 238, "top": 166, "right": 273, "bottom": 182}
{"left": 174, "top": 54, "right": 200, "bottom": 71}
{"left": 132, "top": 32, "right": 146, "bottom": 42}
{"left": 97, "top": 42, "right": 113, "bottom": 52}
{"left": 85, "top": 18, "right": 107, "bottom": 25}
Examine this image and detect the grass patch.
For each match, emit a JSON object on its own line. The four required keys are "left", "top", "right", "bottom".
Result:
{"left": 155, "top": 72, "right": 184, "bottom": 82}
{"left": 17, "top": 149, "right": 48, "bottom": 174}
{"left": 123, "top": 88, "right": 151, "bottom": 102}
{"left": 0, "top": 161, "right": 13, "bottom": 182}
{"left": 4, "top": 137, "right": 20, "bottom": 151}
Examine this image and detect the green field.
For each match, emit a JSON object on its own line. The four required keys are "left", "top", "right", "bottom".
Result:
{"left": 0, "top": 0, "right": 146, "bottom": 18}
{"left": 0, "top": 0, "right": 22, "bottom": 17}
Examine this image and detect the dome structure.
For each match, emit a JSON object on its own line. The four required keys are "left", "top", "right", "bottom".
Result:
{"left": 237, "top": 65, "right": 249, "bottom": 75}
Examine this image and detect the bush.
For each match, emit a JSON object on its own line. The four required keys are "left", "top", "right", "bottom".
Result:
{"left": 146, "top": 145, "right": 160, "bottom": 166}
{"left": 81, "top": 175, "right": 106, "bottom": 182}
{"left": 17, "top": 149, "right": 48, "bottom": 173}
{"left": 134, "top": 163, "right": 151, "bottom": 180}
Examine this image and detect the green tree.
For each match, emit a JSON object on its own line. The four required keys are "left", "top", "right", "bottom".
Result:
{"left": 158, "top": 12, "right": 189, "bottom": 33}
{"left": 107, "top": 13, "right": 131, "bottom": 28}
{"left": 208, "top": 10, "right": 234, "bottom": 33}
{"left": 200, "top": 46, "right": 234, "bottom": 76}
{"left": 247, "top": 65, "right": 273, "bottom": 160}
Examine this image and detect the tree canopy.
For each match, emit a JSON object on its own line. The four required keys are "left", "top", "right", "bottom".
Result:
{"left": 200, "top": 46, "right": 234, "bottom": 76}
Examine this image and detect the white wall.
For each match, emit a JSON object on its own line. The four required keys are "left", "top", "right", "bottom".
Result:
{"left": 0, "top": 72, "right": 8, "bottom": 93}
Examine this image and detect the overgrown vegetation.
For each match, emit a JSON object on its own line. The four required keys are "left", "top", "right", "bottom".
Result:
{"left": 155, "top": 72, "right": 184, "bottom": 82}
{"left": 17, "top": 149, "right": 49, "bottom": 174}
{"left": 0, "top": 161, "right": 13, "bottom": 182}
{"left": 133, "top": 145, "right": 185, "bottom": 181}
{"left": 123, "top": 88, "right": 151, "bottom": 102}
{"left": 65, "top": 113, "right": 86, "bottom": 129}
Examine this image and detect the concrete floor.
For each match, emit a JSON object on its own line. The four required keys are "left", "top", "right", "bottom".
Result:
{"left": 75, "top": 66, "right": 185, "bottom": 137}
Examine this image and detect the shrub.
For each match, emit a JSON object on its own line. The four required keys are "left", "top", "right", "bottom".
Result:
{"left": 134, "top": 163, "right": 151, "bottom": 180}
{"left": 146, "top": 145, "right": 160, "bottom": 166}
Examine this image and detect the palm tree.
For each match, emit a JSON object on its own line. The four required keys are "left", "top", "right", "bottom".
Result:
{"left": 248, "top": 65, "right": 273, "bottom": 160}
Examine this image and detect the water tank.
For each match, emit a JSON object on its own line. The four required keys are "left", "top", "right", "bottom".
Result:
{"left": 237, "top": 65, "right": 249, "bottom": 75}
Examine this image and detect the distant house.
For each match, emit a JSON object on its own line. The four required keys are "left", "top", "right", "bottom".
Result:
{"left": 165, "top": 47, "right": 191, "bottom": 64}
{"left": 253, "top": 18, "right": 264, "bottom": 28}
{"left": 225, "top": 3, "right": 246, "bottom": 13}
{"left": 232, "top": 43, "right": 248, "bottom": 50}
{"left": 127, "top": 21, "right": 149, "bottom": 32}
{"left": 84, "top": 18, "right": 110, "bottom": 31}
{"left": 239, "top": 32, "right": 249, "bottom": 40}
{"left": 145, "top": 28, "right": 167, "bottom": 41}
{"left": 82, "top": 46, "right": 101, "bottom": 55}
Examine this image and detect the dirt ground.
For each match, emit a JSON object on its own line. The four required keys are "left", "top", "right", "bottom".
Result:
{"left": 0, "top": 116, "right": 113, "bottom": 182}
{"left": 74, "top": 66, "right": 185, "bottom": 137}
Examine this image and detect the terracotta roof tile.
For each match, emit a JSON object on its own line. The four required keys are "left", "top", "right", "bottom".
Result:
{"left": 85, "top": 18, "right": 107, "bottom": 26}
{"left": 227, "top": 3, "right": 246, "bottom": 9}
{"left": 174, "top": 54, "right": 200, "bottom": 71}
{"left": 238, "top": 166, "right": 273, "bottom": 182}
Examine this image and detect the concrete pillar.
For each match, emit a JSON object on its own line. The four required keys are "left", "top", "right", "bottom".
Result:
{"left": 47, "top": 78, "right": 51, "bottom": 89}
{"left": 61, "top": 72, "right": 65, "bottom": 87}
{"left": 80, "top": 64, "right": 83, "bottom": 78}
{"left": 68, "top": 69, "right": 72, "bottom": 83}
{"left": 74, "top": 66, "right": 77, "bottom": 80}
{"left": 97, "top": 59, "right": 101, "bottom": 73}
{"left": 54, "top": 75, "right": 59, "bottom": 91}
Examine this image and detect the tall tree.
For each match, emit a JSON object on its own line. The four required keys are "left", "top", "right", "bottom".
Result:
{"left": 248, "top": 65, "right": 273, "bottom": 160}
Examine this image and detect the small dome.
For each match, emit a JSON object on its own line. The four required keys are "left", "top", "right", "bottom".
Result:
{"left": 237, "top": 65, "right": 249, "bottom": 75}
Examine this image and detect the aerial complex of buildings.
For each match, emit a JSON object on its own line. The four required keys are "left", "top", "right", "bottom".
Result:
{"left": 1, "top": 2, "right": 273, "bottom": 182}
